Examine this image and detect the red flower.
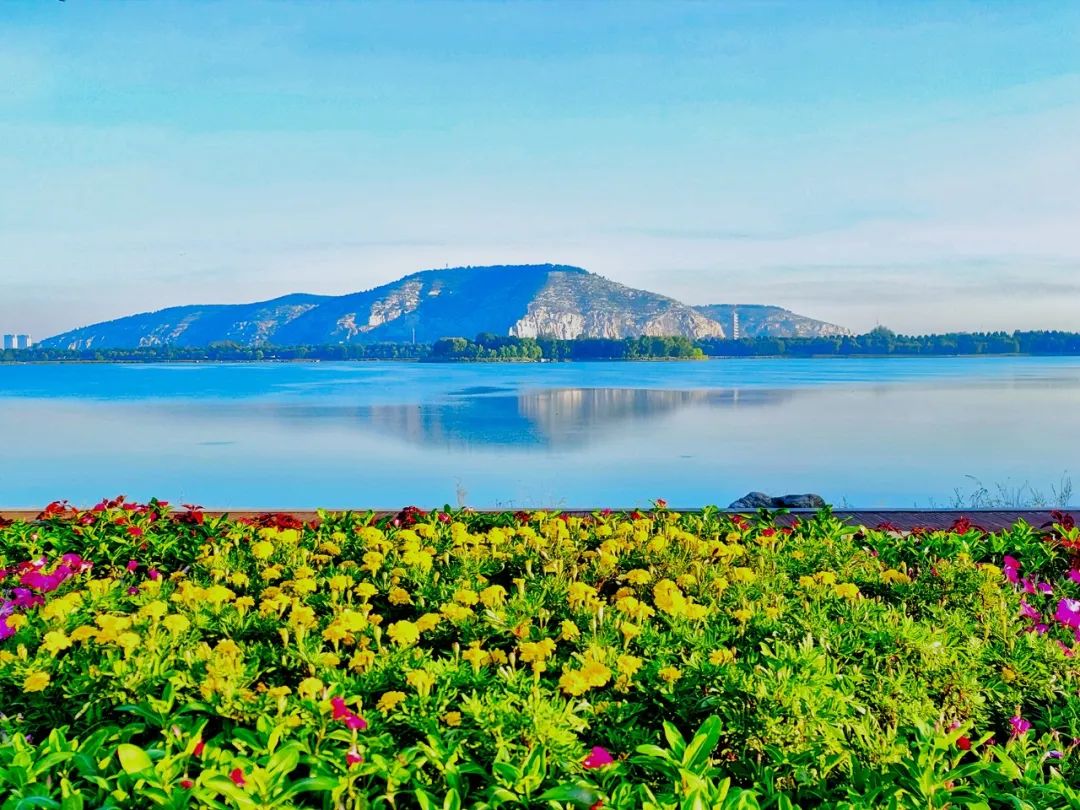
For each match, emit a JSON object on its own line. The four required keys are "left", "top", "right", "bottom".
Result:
{"left": 590, "top": 802, "right": 604, "bottom": 810}
{"left": 346, "top": 747, "right": 363, "bottom": 767}
{"left": 180, "top": 778, "right": 194, "bottom": 789}
{"left": 128, "top": 526, "right": 143, "bottom": 538}
{"left": 229, "top": 768, "right": 246, "bottom": 787}
{"left": 655, "top": 499, "right": 667, "bottom": 509}
{"left": 583, "top": 747, "right": 614, "bottom": 769}
{"left": 192, "top": 740, "right": 205, "bottom": 757}
{"left": 956, "top": 736, "right": 972, "bottom": 750}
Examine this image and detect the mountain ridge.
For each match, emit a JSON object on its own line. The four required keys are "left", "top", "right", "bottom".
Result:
{"left": 41, "top": 264, "right": 845, "bottom": 349}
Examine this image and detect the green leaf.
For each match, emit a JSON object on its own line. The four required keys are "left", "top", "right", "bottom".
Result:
{"left": 115, "top": 744, "right": 153, "bottom": 775}
{"left": 414, "top": 788, "right": 439, "bottom": 810}
{"left": 682, "top": 716, "right": 723, "bottom": 771}
{"left": 537, "top": 785, "right": 601, "bottom": 807}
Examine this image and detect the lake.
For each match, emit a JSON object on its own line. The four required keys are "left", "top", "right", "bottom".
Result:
{"left": 0, "top": 357, "right": 1076, "bottom": 510}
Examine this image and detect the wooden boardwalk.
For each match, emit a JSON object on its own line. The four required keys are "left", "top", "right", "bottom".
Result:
{"left": 0, "top": 508, "right": 1071, "bottom": 532}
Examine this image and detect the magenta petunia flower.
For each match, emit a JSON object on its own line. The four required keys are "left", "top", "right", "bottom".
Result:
{"left": 1019, "top": 599, "right": 1041, "bottom": 621}
{"left": 1009, "top": 716, "right": 1032, "bottom": 736}
{"left": 1069, "top": 570, "right": 1080, "bottom": 585}
{"left": 1055, "top": 599, "right": 1080, "bottom": 629}
{"left": 346, "top": 747, "right": 363, "bottom": 766}
{"left": 583, "top": 747, "right": 615, "bottom": 769}
{"left": 1003, "top": 556, "right": 1021, "bottom": 584}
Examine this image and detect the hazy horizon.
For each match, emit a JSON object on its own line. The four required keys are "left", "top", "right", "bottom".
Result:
{"left": 4, "top": 2, "right": 1080, "bottom": 339}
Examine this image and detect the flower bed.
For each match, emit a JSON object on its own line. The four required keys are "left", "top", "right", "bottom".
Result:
{"left": 1, "top": 499, "right": 1079, "bottom": 808}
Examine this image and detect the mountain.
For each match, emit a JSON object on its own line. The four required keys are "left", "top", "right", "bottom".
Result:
{"left": 42, "top": 264, "right": 726, "bottom": 349}
{"left": 694, "top": 304, "right": 850, "bottom": 339}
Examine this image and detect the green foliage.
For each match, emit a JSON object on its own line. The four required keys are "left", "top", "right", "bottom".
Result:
{"left": 1, "top": 503, "right": 1079, "bottom": 807}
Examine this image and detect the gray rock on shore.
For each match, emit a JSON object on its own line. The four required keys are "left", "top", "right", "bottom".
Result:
{"left": 728, "top": 492, "right": 827, "bottom": 510}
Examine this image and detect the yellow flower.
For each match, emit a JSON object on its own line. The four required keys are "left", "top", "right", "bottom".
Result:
{"left": 328, "top": 574, "right": 354, "bottom": 592}
{"left": 266, "top": 685, "right": 291, "bottom": 699}
{"left": 41, "top": 631, "right": 71, "bottom": 655}
{"left": 560, "top": 620, "right": 580, "bottom": 641}
{"left": 616, "top": 654, "right": 643, "bottom": 677}
{"left": 833, "top": 583, "right": 860, "bottom": 600}
{"left": 518, "top": 638, "right": 557, "bottom": 664}
{"left": 387, "top": 620, "right": 420, "bottom": 646}
{"left": 798, "top": 575, "right": 817, "bottom": 588}
{"left": 406, "top": 669, "right": 436, "bottom": 697}
{"left": 349, "top": 649, "right": 376, "bottom": 672}
{"left": 5, "top": 614, "right": 27, "bottom": 632}
{"left": 816, "top": 571, "right": 837, "bottom": 585}
{"left": 559, "top": 669, "right": 591, "bottom": 696}
{"left": 453, "top": 588, "right": 479, "bottom": 606}
{"left": 478, "top": 585, "right": 507, "bottom": 608}
{"left": 732, "top": 567, "right": 756, "bottom": 584}
{"left": 440, "top": 603, "right": 474, "bottom": 623}
{"left": 297, "top": 677, "right": 324, "bottom": 701}
{"left": 377, "top": 691, "right": 407, "bottom": 713}
{"left": 117, "top": 632, "right": 142, "bottom": 653}
{"left": 388, "top": 587, "right": 413, "bottom": 606}
{"left": 652, "top": 580, "right": 687, "bottom": 617}
{"left": 657, "top": 666, "right": 682, "bottom": 684}
{"left": 1002, "top": 666, "right": 1017, "bottom": 683}
{"left": 70, "top": 625, "right": 97, "bottom": 643}
{"left": 882, "top": 569, "right": 912, "bottom": 586}
{"left": 580, "top": 659, "right": 612, "bottom": 688}
{"left": 162, "top": 614, "right": 190, "bottom": 634}
{"left": 251, "top": 540, "right": 274, "bottom": 559}
{"left": 355, "top": 582, "right": 378, "bottom": 600}
{"left": 732, "top": 608, "right": 753, "bottom": 623}
{"left": 23, "top": 671, "right": 50, "bottom": 692}
{"left": 415, "top": 612, "right": 442, "bottom": 633}
{"left": 709, "top": 647, "right": 736, "bottom": 666}
{"left": 619, "top": 622, "right": 642, "bottom": 641}
{"left": 624, "top": 569, "right": 652, "bottom": 585}
{"left": 362, "top": 552, "right": 385, "bottom": 573}
{"left": 462, "top": 643, "right": 490, "bottom": 672}
{"left": 443, "top": 711, "right": 462, "bottom": 727}
{"left": 685, "top": 603, "right": 709, "bottom": 621}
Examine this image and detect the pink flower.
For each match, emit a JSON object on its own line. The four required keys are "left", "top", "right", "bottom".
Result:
{"left": 229, "top": 768, "right": 246, "bottom": 787}
{"left": 1055, "top": 599, "right": 1080, "bottom": 629}
{"left": 1003, "top": 556, "right": 1021, "bottom": 584}
{"left": 346, "top": 747, "right": 363, "bottom": 767}
{"left": 126, "top": 560, "right": 139, "bottom": 572}
{"left": 583, "top": 747, "right": 615, "bottom": 769}
{"left": 330, "top": 697, "right": 367, "bottom": 730}
{"left": 1055, "top": 640, "right": 1074, "bottom": 657}
{"left": 1009, "top": 716, "right": 1032, "bottom": 736}
{"left": 1069, "top": 570, "right": 1080, "bottom": 585}
{"left": 148, "top": 568, "right": 160, "bottom": 581}
{"left": 1019, "top": 599, "right": 1041, "bottom": 621}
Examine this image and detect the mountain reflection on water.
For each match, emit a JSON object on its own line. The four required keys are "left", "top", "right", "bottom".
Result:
{"left": 256, "top": 387, "right": 796, "bottom": 449}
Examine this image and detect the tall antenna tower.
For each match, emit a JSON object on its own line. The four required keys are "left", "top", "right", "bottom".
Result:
{"left": 731, "top": 309, "right": 741, "bottom": 340}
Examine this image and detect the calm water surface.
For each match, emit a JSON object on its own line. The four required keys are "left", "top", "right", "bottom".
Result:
{"left": 0, "top": 357, "right": 1076, "bottom": 509}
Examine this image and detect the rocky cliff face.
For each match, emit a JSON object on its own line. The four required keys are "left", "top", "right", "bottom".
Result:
{"left": 42, "top": 265, "right": 727, "bottom": 349}
{"left": 510, "top": 270, "right": 725, "bottom": 340}
{"left": 694, "top": 304, "right": 849, "bottom": 339}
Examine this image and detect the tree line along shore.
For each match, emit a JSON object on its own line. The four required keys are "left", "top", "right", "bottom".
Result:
{"left": 4, "top": 328, "right": 1080, "bottom": 363}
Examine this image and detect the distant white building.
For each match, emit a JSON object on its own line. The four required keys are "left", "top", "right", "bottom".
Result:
{"left": 2, "top": 334, "right": 13, "bottom": 350}
{"left": 15, "top": 334, "right": 31, "bottom": 349}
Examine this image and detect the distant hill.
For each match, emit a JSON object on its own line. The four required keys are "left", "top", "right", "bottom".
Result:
{"left": 42, "top": 264, "right": 727, "bottom": 349}
{"left": 694, "top": 304, "right": 850, "bottom": 338}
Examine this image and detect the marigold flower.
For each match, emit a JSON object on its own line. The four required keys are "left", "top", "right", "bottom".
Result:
{"left": 41, "top": 630, "right": 72, "bottom": 655}
{"left": 443, "top": 711, "right": 462, "bottom": 727}
{"left": 297, "top": 677, "right": 324, "bottom": 701}
{"left": 23, "top": 670, "right": 50, "bottom": 692}
{"left": 377, "top": 691, "right": 407, "bottom": 713}
{"left": 560, "top": 620, "right": 581, "bottom": 641}
{"left": 657, "top": 666, "right": 681, "bottom": 684}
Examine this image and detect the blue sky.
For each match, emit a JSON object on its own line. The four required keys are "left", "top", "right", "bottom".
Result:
{"left": 3, "top": 1, "right": 1080, "bottom": 337}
